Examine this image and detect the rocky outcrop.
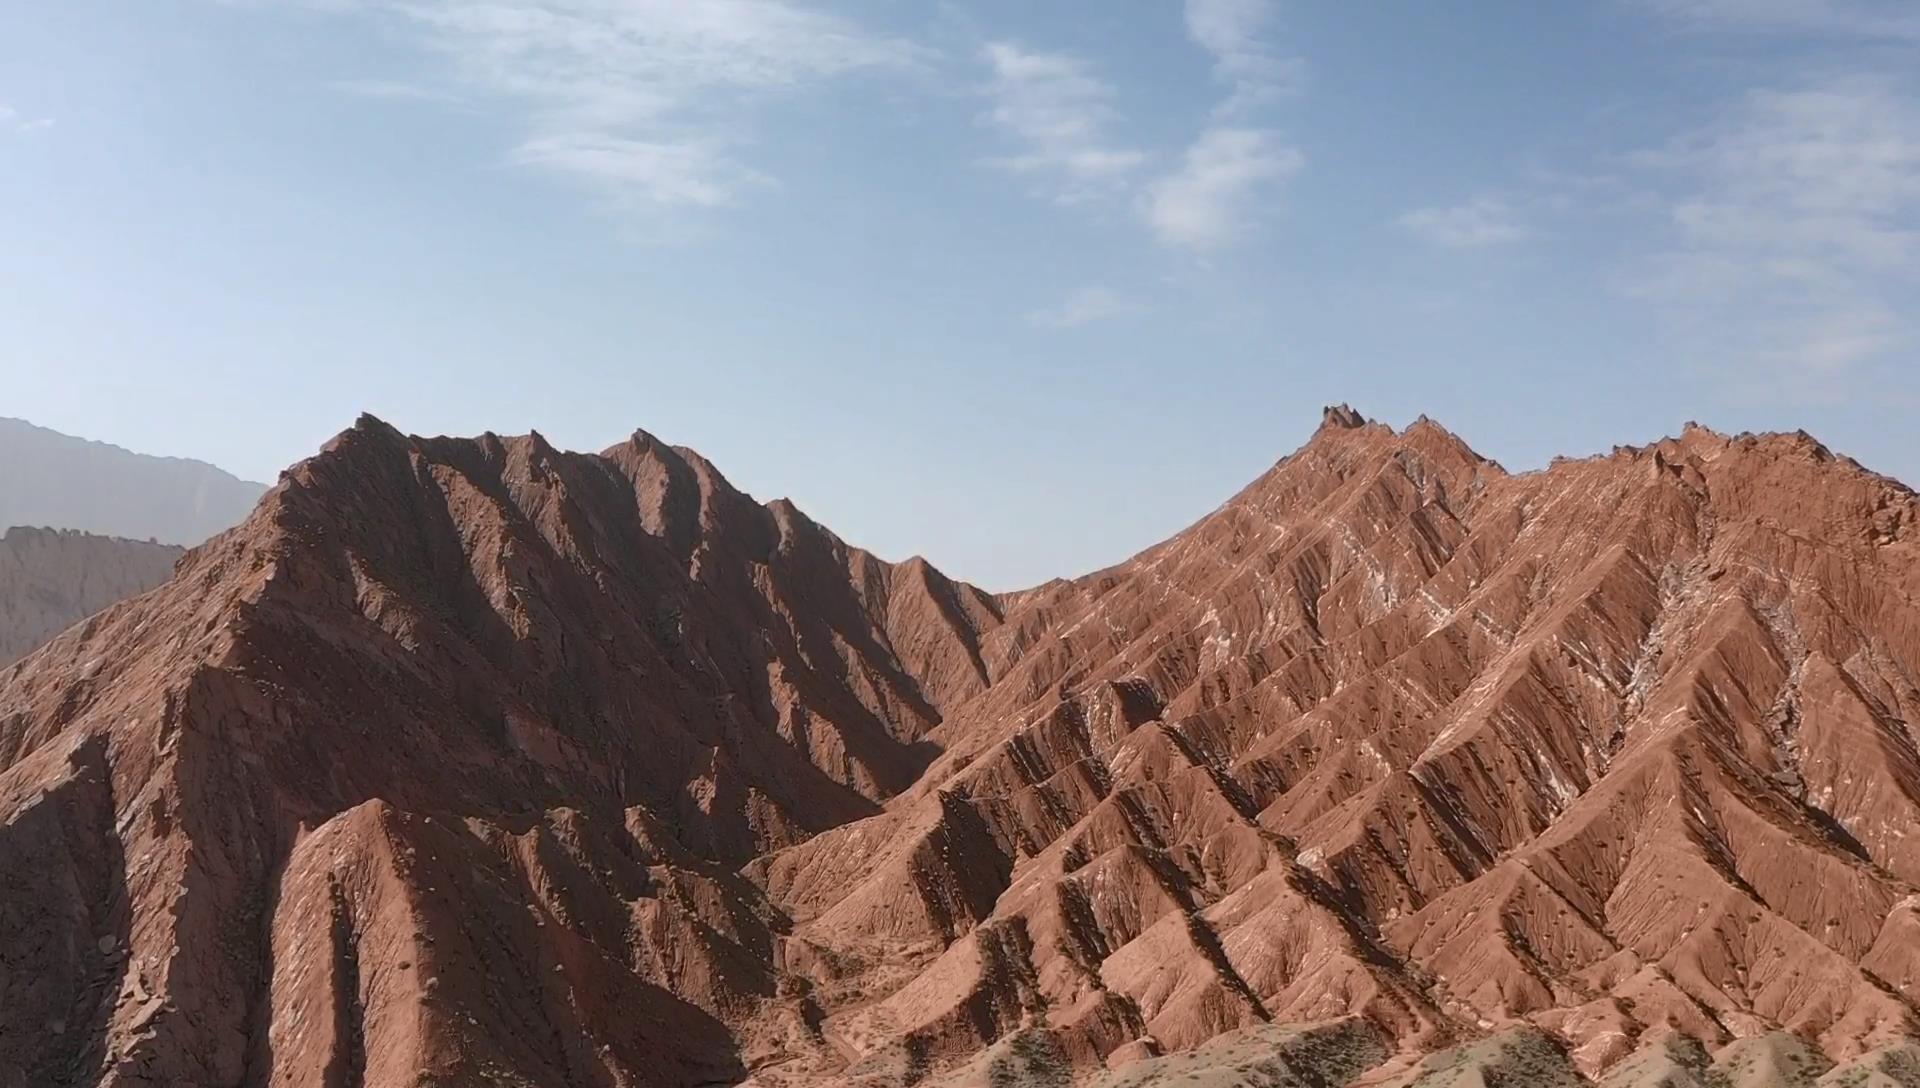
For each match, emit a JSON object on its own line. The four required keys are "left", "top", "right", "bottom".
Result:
{"left": 2, "top": 408, "right": 1918, "bottom": 1087}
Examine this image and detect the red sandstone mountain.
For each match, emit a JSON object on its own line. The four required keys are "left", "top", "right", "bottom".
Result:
{"left": 0, "top": 527, "right": 182, "bottom": 666}
{"left": 2, "top": 408, "right": 1917, "bottom": 1088}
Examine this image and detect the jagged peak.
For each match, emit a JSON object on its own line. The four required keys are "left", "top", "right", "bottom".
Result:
{"left": 765, "top": 496, "right": 852, "bottom": 557}
{"left": 302, "top": 413, "right": 417, "bottom": 484}
{"left": 603, "top": 428, "right": 748, "bottom": 503}
{"left": 321, "top": 412, "right": 406, "bottom": 452}
{"left": 622, "top": 426, "right": 666, "bottom": 452}
{"left": 1629, "top": 421, "right": 1854, "bottom": 470}
{"left": 1320, "top": 403, "right": 1369, "bottom": 430}
{"left": 1284, "top": 405, "right": 1489, "bottom": 473}
{"left": 1400, "top": 413, "right": 1450, "bottom": 438}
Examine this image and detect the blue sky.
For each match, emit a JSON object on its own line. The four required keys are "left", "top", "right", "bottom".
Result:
{"left": 2, "top": 1, "right": 1917, "bottom": 588}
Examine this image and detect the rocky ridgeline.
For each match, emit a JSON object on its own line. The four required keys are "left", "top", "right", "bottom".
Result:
{"left": 1, "top": 408, "right": 1916, "bottom": 1087}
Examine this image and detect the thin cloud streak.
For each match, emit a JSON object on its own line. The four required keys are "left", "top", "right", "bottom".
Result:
{"left": 1145, "top": 1, "right": 1303, "bottom": 251}
{"left": 1624, "top": 74, "right": 1920, "bottom": 390}
{"left": 330, "top": 78, "right": 465, "bottom": 103}
{"left": 1632, "top": 0, "right": 1920, "bottom": 40}
{"left": 1146, "top": 127, "right": 1301, "bottom": 250}
{"left": 977, "top": 42, "right": 1147, "bottom": 203}
{"left": 1184, "top": 0, "right": 1304, "bottom": 115}
{"left": 1028, "top": 286, "right": 1135, "bottom": 328}
{"left": 1399, "top": 197, "right": 1529, "bottom": 248}
{"left": 0, "top": 104, "right": 54, "bottom": 133}
{"left": 294, "top": 0, "right": 927, "bottom": 212}
{"left": 980, "top": 3, "right": 1303, "bottom": 250}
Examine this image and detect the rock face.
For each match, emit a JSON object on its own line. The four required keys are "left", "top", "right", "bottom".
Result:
{"left": 0, "top": 527, "right": 182, "bottom": 666}
{"left": 0, "top": 417, "right": 266, "bottom": 545}
{"left": 1, "top": 408, "right": 1918, "bottom": 1088}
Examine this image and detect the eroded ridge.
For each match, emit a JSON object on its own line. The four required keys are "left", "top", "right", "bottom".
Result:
{"left": 2, "top": 407, "right": 1916, "bottom": 1086}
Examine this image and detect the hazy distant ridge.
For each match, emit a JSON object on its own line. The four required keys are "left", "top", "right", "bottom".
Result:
{"left": 0, "top": 526, "right": 182, "bottom": 665}
{"left": 0, "top": 417, "right": 266, "bottom": 545}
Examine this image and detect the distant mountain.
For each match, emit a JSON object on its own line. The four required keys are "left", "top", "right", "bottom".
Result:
{"left": 0, "top": 417, "right": 265, "bottom": 545}
{"left": 0, "top": 526, "right": 180, "bottom": 665}
{"left": 1, "top": 409, "right": 1917, "bottom": 1087}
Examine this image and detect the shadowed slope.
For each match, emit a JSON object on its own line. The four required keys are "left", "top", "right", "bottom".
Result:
{"left": 2, "top": 407, "right": 1918, "bottom": 1087}
{"left": 0, "top": 416, "right": 998, "bottom": 1087}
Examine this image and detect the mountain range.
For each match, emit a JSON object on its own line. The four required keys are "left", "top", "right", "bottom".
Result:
{"left": 0, "top": 407, "right": 1916, "bottom": 1088}
{"left": 0, "top": 417, "right": 265, "bottom": 546}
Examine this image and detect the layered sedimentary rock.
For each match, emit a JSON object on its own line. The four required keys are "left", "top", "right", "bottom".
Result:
{"left": 2, "top": 408, "right": 1917, "bottom": 1087}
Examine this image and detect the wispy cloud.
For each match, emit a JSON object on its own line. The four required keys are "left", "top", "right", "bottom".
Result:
{"left": 0, "top": 105, "right": 54, "bottom": 134}
{"left": 291, "top": 0, "right": 924, "bottom": 213}
{"left": 512, "top": 133, "right": 763, "bottom": 209}
{"left": 1145, "top": 127, "right": 1301, "bottom": 250}
{"left": 1028, "top": 285, "right": 1135, "bottom": 328}
{"left": 1184, "top": 0, "right": 1304, "bottom": 115}
{"left": 1624, "top": 74, "right": 1920, "bottom": 388}
{"left": 1140, "top": 1, "right": 1303, "bottom": 252}
{"left": 978, "top": 43, "right": 1146, "bottom": 203}
{"left": 330, "top": 78, "right": 463, "bottom": 104}
{"left": 1632, "top": 0, "right": 1920, "bottom": 40}
{"left": 980, "top": 3, "right": 1303, "bottom": 251}
{"left": 1399, "top": 197, "right": 1529, "bottom": 248}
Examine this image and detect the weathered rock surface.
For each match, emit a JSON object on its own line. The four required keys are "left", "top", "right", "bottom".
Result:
{"left": 0, "top": 527, "right": 182, "bottom": 666}
{"left": 2, "top": 407, "right": 1918, "bottom": 1087}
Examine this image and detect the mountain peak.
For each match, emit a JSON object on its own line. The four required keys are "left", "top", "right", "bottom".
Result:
{"left": 1320, "top": 402, "right": 1369, "bottom": 430}
{"left": 2, "top": 410, "right": 1916, "bottom": 1087}
{"left": 351, "top": 410, "right": 396, "bottom": 434}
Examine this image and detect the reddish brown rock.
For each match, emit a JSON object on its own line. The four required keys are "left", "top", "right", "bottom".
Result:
{"left": 2, "top": 408, "right": 1918, "bottom": 1087}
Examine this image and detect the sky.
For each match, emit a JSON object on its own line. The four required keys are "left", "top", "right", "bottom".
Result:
{"left": 2, "top": 0, "right": 1917, "bottom": 589}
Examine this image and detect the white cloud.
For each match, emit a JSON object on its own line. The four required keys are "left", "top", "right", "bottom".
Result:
{"left": 1028, "top": 286, "right": 1135, "bottom": 328}
{"left": 978, "top": 42, "right": 1147, "bottom": 203}
{"left": 0, "top": 105, "right": 53, "bottom": 134}
{"left": 976, "top": 7, "right": 1305, "bottom": 251}
{"left": 1399, "top": 197, "right": 1529, "bottom": 248}
{"left": 289, "top": 0, "right": 923, "bottom": 212}
{"left": 1632, "top": 0, "right": 1920, "bottom": 39}
{"left": 512, "top": 132, "right": 765, "bottom": 208}
{"left": 331, "top": 78, "right": 463, "bottom": 103}
{"left": 1625, "top": 74, "right": 1920, "bottom": 385}
{"left": 1644, "top": 80, "right": 1920, "bottom": 267}
{"left": 1184, "top": 0, "right": 1304, "bottom": 114}
{"left": 1144, "top": 127, "right": 1302, "bottom": 250}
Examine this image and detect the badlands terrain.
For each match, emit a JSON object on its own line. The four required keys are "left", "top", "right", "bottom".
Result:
{"left": 1, "top": 407, "right": 1917, "bottom": 1087}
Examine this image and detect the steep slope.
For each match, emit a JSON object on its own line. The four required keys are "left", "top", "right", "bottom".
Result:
{"left": 0, "top": 417, "right": 265, "bottom": 545}
{"left": 0, "top": 416, "right": 1001, "bottom": 1087}
{"left": 1, "top": 407, "right": 1917, "bottom": 1088}
{"left": 754, "top": 408, "right": 1920, "bottom": 1083}
{"left": 0, "top": 527, "right": 182, "bottom": 665}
